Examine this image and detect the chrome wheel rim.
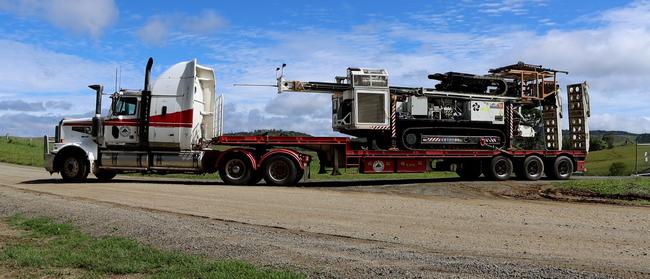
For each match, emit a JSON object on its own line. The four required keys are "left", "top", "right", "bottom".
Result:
{"left": 225, "top": 159, "right": 246, "bottom": 180}
{"left": 268, "top": 160, "right": 290, "bottom": 182}
{"left": 495, "top": 160, "right": 509, "bottom": 176}
{"left": 526, "top": 160, "right": 541, "bottom": 176}
{"left": 63, "top": 157, "right": 80, "bottom": 178}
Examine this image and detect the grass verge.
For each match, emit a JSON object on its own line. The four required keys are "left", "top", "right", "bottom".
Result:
{"left": 552, "top": 178, "right": 650, "bottom": 203}
{"left": 0, "top": 215, "right": 303, "bottom": 278}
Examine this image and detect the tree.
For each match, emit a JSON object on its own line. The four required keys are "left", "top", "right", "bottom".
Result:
{"left": 589, "top": 138, "right": 606, "bottom": 152}
{"left": 602, "top": 134, "right": 615, "bottom": 149}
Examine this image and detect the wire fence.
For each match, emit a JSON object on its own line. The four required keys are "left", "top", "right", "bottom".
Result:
{"left": 635, "top": 140, "right": 650, "bottom": 176}
{"left": 0, "top": 134, "right": 44, "bottom": 167}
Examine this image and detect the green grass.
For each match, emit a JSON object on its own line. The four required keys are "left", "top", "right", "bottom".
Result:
{"left": 554, "top": 178, "right": 650, "bottom": 199}
{"left": 584, "top": 144, "right": 638, "bottom": 176}
{"left": 0, "top": 137, "right": 44, "bottom": 167}
{"left": 1, "top": 215, "right": 303, "bottom": 278}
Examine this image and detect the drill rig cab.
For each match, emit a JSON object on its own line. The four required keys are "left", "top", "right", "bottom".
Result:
{"left": 280, "top": 67, "right": 392, "bottom": 137}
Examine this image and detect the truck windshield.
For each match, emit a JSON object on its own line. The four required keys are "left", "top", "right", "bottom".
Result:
{"left": 113, "top": 97, "right": 138, "bottom": 116}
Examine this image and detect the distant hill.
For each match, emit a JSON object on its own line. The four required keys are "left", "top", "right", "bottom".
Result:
{"left": 589, "top": 130, "right": 638, "bottom": 137}
{"left": 225, "top": 129, "right": 312, "bottom": 137}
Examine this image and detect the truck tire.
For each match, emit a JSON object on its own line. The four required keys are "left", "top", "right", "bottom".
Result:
{"left": 263, "top": 155, "right": 299, "bottom": 186}
{"left": 547, "top": 156, "right": 573, "bottom": 180}
{"left": 486, "top": 155, "right": 513, "bottom": 181}
{"left": 219, "top": 155, "right": 253, "bottom": 185}
{"left": 59, "top": 154, "right": 89, "bottom": 182}
{"left": 456, "top": 160, "right": 482, "bottom": 180}
{"left": 521, "top": 155, "right": 544, "bottom": 181}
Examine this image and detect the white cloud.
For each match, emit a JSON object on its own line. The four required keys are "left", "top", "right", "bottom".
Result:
{"left": 137, "top": 18, "right": 168, "bottom": 45}
{"left": 183, "top": 10, "right": 227, "bottom": 34}
{"left": 479, "top": 0, "right": 546, "bottom": 15}
{"left": 0, "top": 0, "right": 118, "bottom": 38}
{"left": 0, "top": 39, "right": 138, "bottom": 94}
{"left": 135, "top": 9, "right": 227, "bottom": 44}
{"left": 590, "top": 114, "right": 650, "bottom": 134}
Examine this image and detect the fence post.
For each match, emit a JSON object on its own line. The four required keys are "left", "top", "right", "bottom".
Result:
{"left": 634, "top": 137, "right": 639, "bottom": 176}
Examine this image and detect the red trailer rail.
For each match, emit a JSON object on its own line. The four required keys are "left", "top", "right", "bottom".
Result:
{"left": 213, "top": 135, "right": 587, "bottom": 185}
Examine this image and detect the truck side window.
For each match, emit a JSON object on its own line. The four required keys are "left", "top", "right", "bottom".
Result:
{"left": 113, "top": 97, "right": 138, "bottom": 116}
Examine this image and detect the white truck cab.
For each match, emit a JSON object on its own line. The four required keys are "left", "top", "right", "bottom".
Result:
{"left": 44, "top": 58, "right": 223, "bottom": 181}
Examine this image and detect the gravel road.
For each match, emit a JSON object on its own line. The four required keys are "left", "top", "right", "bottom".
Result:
{"left": 0, "top": 163, "right": 648, "bottom": 278}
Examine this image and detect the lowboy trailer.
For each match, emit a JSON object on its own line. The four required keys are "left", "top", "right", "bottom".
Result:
{"left": 44, "top": 58, "right": 589, "bottom": 186}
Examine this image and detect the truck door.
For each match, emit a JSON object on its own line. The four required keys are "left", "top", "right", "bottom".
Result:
{"left": 104, "top": 96, "right": 140, "bottom": 146}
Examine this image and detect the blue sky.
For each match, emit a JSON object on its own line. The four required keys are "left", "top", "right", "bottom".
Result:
{"left": 1, "top": 0, "right": 649, "bottom": 136}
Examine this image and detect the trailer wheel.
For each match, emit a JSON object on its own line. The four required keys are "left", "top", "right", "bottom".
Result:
{"left": 94, "top": 169, "right": 117, "bottom": 181}
{"left": 59, "top": 154, "right": 89, "bottom": 182}
{"left": 263, "top": 155, "right": 299, "bottom": 186}
{"left": 521, "top": 156, "right": 544, "bottom": 181}
{"left": 487, "top": 156, "right": 513, "bottom": 181}
{"left": 548, "top": 156, "right": 573, "bottom": 180}
{"left": 219, "top": 155, "right": 253, "bottom": 185}
{"left": 456, "top": 160, "right": 482, "bottom": 180}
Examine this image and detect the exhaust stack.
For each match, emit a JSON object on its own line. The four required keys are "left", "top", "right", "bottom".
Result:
{"left": 88, "top": 84, "right": 103, "bottom": 140}
{"left": 139, "top": 57, "right": 154, "bottom": 148}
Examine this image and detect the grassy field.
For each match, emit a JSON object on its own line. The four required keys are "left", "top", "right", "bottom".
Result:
{"left": 554, "top": 177, "right": 650, "bottom": 201}
{"left": 0, "top": 137, "right": 44, "bottom": 167}
{"left": 0, "top": 215, "right": 303, "bottom": 278}
{"left": 583, "top": 143, "right": 650, "bottom": 176}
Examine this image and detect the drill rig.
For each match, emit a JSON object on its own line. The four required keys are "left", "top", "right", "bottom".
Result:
{"left": 276, "top": 62, "right": 585, "bottom": 152}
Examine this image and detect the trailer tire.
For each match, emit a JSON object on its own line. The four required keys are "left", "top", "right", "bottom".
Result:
{"left": 263, "top": 154, "right": 299, "bottom": 186}
{"left": 59, "top": 154, "right": 89, "bottom": 182}
{"left": 456, "top": 160, "right": 482, "bottom": 180}
{"left": 94, "top": 169, "right": 117, "bottom": 181}
{"left": 219, "top": 155, "right": 253, "bottom": 185}
{"left": 487, "top": 156, "right": 513, "bottom": 181}
{"left": 548, "top": 156, "right": 573, "bottom": 180}
{"left": 521, "top": 156, "right": 544, "bottom": 181}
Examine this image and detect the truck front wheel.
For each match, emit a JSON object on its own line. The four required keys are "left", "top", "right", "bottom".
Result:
{"left": 219, "top": 155, "right": 253, "bottom": 185}
{"left": 263, "top": 155, "right": 299, "bottom": 186}
{"left": 60, "top": 155, "right": 89, "bottom": 182}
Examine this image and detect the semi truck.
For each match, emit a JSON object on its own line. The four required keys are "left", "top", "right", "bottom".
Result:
{"left": 44, "top": 58, "right": 590, "bottom": 185}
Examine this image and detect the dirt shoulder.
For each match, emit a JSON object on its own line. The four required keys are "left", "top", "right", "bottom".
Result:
{"left": 0, "top": 163, "right": 649, "bottom": 278}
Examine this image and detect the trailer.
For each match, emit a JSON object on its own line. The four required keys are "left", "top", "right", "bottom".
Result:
{"left": 44, "top": 58, "right": 590, "bottom": 186}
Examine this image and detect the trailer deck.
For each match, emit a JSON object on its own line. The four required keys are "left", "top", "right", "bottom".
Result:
{"left": 214, "top": 135, "right": 587, "bottom": 175}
